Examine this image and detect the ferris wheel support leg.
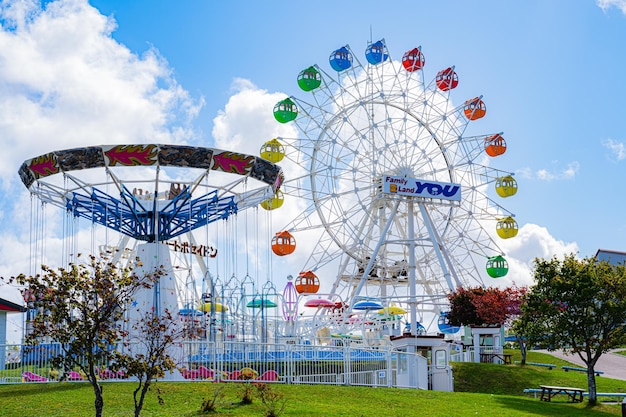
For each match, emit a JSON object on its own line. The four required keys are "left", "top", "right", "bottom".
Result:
{"left": 348, "top": 200, "right": 401, "bottom": 313}
{"left": 408, "top": 201, "right": 418, "bottom": 336}
{"left": 417, "top": 203, "right": 461, "bottom": 291}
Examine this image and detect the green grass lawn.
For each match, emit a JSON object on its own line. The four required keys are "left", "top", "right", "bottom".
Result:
{"left": 0, "top": 350, "right": 624, "bottom": 417}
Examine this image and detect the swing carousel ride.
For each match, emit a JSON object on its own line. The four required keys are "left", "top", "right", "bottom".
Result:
{"left": 18, "top": 37, "right": 518, "bottom": 347}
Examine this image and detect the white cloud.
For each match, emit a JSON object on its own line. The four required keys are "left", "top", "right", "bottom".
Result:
{"left": 0, "top": 0, "right": 202, "bottom": 189}
{"left": 212, "top": 78, "right": 296, "bottom": 154}
{"left": 597, "top": 0, "right": 626, "bottom": 14}
{"left": 497, "top": 223, "right": 579, "bottom": 287}
{"left": 0, "top": 0, "right": 202, "bottom": 310}
{"left": 602, "top": 138, "right": 626, "bottom": 161}
{"left": 517, "top": 161, "right": 579, "bottom": 181}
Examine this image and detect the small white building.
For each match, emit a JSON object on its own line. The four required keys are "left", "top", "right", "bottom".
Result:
{"left": 466, "top": 325, "right": 506, "bottom": 364}
{"left": 390, "top": 333, "right": 454, "bottom": 391}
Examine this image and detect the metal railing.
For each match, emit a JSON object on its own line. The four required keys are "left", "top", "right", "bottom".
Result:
{"left": 0, "top": 341, "right": 428, "bottom": 389}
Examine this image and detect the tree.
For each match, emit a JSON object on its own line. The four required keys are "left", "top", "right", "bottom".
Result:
{"left": 7, "top": 254, "right": 156, "bottom": 417}
{"left": 519, "top": 254, "right": 626, "bottom": 404}
{"left": 447, "top": 286, "right": 525, "bottom": 327}
{"left": 117, "top": 308, "right": 183, "bottom": 417}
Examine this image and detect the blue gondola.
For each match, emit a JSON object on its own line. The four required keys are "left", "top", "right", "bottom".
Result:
{"left": 329, "top": 46, "right": 352, "bottom": 72}
{"left": 365, "top": 40, "right": 388, "bottom": 65}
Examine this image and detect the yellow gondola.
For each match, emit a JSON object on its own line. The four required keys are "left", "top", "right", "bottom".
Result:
{"left": 260, "top": 190, "right": 284, "bottom": 210}
{"left": 259, "top": 138, "right": 285, "bottom": 163}
{"left": 496, "top": 216, "right": 518, "bottom": 239}
{"left": 495, "top": 175, "right": 517, "bottom": 198}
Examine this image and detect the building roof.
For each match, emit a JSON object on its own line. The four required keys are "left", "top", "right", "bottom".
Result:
{"left": 0, "top": 297, "right": 25, "bottom": 313}
{"left": 595, "top": 249, "right": 626, "bottom": 266}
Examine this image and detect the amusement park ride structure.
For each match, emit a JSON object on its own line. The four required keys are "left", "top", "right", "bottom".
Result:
{"left": 18, "top": 38, "right": 518, "bottom": 346}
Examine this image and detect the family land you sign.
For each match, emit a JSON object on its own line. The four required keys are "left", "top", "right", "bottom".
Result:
{"left": 382, "top": 175, "right": 462, "bottom": 201}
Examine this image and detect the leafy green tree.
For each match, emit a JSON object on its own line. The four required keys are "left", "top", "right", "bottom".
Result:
{"left": 519, "top": 254, "right": 626, "bottom": 404}
{"left": 7, "top": 254, "right": 155, "bottom": 417}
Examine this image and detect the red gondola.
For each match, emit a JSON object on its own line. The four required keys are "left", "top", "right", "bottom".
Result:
{"left": 436, "top": 67, "right": 458, "bottom": 91}
{"left": 402, "top": 47, "right": 425, "bottom": 72}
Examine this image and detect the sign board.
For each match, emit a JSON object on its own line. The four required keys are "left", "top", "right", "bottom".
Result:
{"left": 382, "top": 175, "right": 461, "bottom": 201}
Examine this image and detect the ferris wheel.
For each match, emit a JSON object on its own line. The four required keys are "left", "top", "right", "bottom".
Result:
{"left": 261, "top": 39, "right": 518, "bottom": 329}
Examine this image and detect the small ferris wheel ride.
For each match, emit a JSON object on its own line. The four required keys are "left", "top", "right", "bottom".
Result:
{"left": 260, "top": 39, "right": 518, "bottom": 334}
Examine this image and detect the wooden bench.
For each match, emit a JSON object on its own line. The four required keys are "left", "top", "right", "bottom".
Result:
{"left": 561, "top": 366, "right": 604, "bottom": 376}
{"left": 525, "top": 388, "right": 626, "bottom": 402}
{"left": 515, "top": 361, "right": 556, "bottom": 369}
{"left": 539, "top": 385, "right": 584, "bottom": 402}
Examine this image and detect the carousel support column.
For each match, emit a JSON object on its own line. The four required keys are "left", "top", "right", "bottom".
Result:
{"left": 130, "top": 242, "right": 182, "bottom": 378}
{"left": 130, "top": 242, "right": 180, "bottom": 330}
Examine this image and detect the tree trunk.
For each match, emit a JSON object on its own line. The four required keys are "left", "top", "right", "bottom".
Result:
{"left": 134, "top": 378, "right": 151, "bottom": 417}
{"left": 92, "top": 382, "right": 104, "bottom": 417}
{"left": 519, "top": 340, "right": 527, "bottom": 365}
{"left": 587, "top": 368, "right": 597, "bottom": 405}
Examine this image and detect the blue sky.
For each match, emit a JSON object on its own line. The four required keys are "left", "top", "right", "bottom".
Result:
{"left": 1, "top": 0, "right": 626, "bottom": 339}
{"left": 85, "top": 0, "right": 626, "bottom": 260}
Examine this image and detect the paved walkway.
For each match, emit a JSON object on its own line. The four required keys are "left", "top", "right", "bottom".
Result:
{"left": 538, "top": 349, "right": 626, "bottom": 381}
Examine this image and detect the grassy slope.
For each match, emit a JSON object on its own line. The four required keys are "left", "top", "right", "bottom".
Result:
{"left": 454, "top": 351, "right": 626, "bottom": 395}
{"left": 0, "top": 350, "right": 623, "bottom": 417}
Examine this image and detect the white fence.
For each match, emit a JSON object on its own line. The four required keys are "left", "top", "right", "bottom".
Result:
{"left": 0, "top": 341, "right": 430, "bottom": 389}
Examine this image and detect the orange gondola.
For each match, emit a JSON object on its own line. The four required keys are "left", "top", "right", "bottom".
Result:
{"left": 271, "top": 230, "right": 296, "bottom": 256}
{"left": 295, "top": 270, "right": 320, "bottom": 294}
{"left": 484, "top": 134, "right": 507, "bottom": 157}
{"left": 463, "top": 97, "right": 486, "bottom": 120}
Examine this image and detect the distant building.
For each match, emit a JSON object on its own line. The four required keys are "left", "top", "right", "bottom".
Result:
{"left": 595, "top": 249, "right": 626, "bottom": 265}
{"left": 0, "top": 297, "right": 25, "bottom": 370}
